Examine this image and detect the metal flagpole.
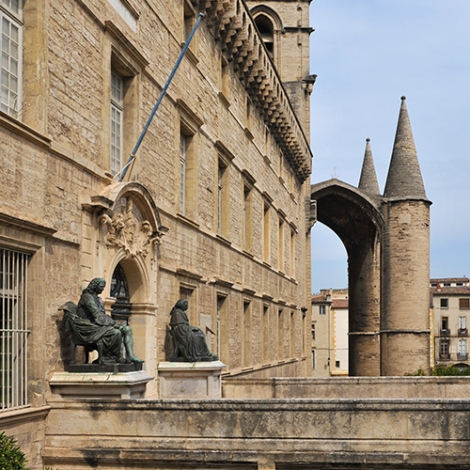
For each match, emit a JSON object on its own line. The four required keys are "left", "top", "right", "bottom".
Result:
{"left": 116, "top": 12, "right": 205, "bottom": 182}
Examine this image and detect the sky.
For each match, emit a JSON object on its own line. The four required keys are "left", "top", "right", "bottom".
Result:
{"left": 308, "top": 0, "right": 470, "bottom": 293}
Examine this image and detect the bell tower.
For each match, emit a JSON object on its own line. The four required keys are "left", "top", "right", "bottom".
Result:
{"left": 246, "top": 0, "right": 315, "bottom": 135}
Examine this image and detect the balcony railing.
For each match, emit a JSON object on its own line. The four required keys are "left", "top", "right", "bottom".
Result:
{"left": 439, "top": 353, "right": 450, "bottom": 360}
{"left": 459, "top": 328, "right": 468, "bottom": 336}
{"left": 457, "top": 353, "right": 469, "bottom": 361}
{"left": 440, "top": 329, "right": 451, "bottom": 336}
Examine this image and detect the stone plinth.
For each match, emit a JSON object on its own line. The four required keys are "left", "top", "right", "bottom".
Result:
{"left": 157, "top": 361, "right": 225, "bottom": 398}
{"left": 49, "top": 371, "right": 154, "bottom": 399}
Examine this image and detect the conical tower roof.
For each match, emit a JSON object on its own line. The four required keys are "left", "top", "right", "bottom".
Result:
{"left": 384, "top": 96, "right": 427, "bottom": 200}
{"left": 358, "top": 138, "right": 380, "bottom": 194}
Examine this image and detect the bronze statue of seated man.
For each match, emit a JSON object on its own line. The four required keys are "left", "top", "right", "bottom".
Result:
{"left": 61, "top": 278, "right": 143, "bottom": 365}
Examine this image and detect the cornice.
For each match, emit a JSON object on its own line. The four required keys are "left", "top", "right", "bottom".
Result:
{"left": 196, "top": 0, "right": 312, "bottom": 182}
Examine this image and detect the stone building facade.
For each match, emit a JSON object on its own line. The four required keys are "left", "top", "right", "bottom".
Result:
{"left": 431, "top": 277, "right": 470, "bottom": 367}
{"left": 311, "top": 288, "right": 349, "bottom": 376}
{"left": 1, "top": 0, "right": 314, "bottom": 466}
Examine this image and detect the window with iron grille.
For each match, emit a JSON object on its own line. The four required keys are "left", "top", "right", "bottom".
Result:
{"left": 1, "top": 248, "right": 29, "bottom": 411}
{"left": 0, "top": 0, "right": 23, "bottom": 117}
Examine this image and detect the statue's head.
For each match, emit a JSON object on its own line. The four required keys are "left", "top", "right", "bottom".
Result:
{"left": 175, "top": 298, "right": 188, "bottom": 311}
{"left": 87, "top": 277, "right": 106, "bottom": 294}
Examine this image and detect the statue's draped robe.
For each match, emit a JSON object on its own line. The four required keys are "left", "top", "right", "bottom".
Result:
{"left": 169, "top": 304, "right": 216, "bottom": 362}
{"left": 67, "top": 291, "right": 123, "bottom": 362}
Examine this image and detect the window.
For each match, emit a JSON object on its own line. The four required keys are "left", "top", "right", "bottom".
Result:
{"left": 439, "top": 340, "right": 449, "bottom": 357}
{"left": 441, "top": 316, "right": 449, "bottom": 330}
{"left": 440, "top": 298, "right": 448, "bottom": 309}
{"left": 217, "top": 158, "right": 228, "bottom": 234}
{"left": 311, "top": 324, "right": 315, "bottom": 341}
{"left": 0, "top": 0, "right": 22, "bottom": 117}
{"left": 311, "top": 349, "right": 315, "bottom": 369}
{"left": 278, "top": 217, "right": 284, "bottom": 271}
{"left": 319, "top": 305, "right": 326, "bottom": 315}
{"left": 110, "top": 70, "right": 124, "bottom": 175}
{"left": 459, "top": 298, "right": 470, "bottom": 309}
{"left": 458, "top": 339, "right": 467, "bottom": 358}
{"left": 289, "top": 229, "right": 295, "bottom": 278}
{"left": 183, "top": 0, "right": 196, "bottom": 42}
{"left": 242, "top": 301, "right": 252, "bottom": 367}
{"left": 179, "top": 134, "right": 187, "bottom": 213}
{"left": 263, "top": 203, "right": 270, "bottom": 262}
{"left": 243, "top": 185, "right": 252, "bottom": 252}
{"left": 335, "top": 360, "right": 340, "bottom": 369}
{"left": 460, "top": 316, "right": 467, "bottom": 330}
{"left": 1, "top": 248, "right": 29, "bottom": 411}
{"left": 254, "top": 14, "right": 274, "bottom": 59}
{"left": 277, "top": 308, "right": 283, "bottom": 359}
{"left": 262, "top": 304, "right": 269, "bottom": 362}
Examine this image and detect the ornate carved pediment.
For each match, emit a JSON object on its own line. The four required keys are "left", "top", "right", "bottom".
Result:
{"left": 100, "top": 197, "right": 162, "bottom": 258}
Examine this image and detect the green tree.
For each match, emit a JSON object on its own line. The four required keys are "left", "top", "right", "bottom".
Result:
{"left": 0, "top": 432, "right": 28, "bottom": 470}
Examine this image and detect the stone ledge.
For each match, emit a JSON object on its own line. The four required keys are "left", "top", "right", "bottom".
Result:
{"left": 49, "top": 370, "right": 154, "bottom": 399}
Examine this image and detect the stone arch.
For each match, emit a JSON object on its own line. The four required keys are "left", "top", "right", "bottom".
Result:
{"left": 82, "top": 181, "right": 167, "bottom": 388}
{"left": 250, "top": 6, "right": 283, "bottom": 62}
{"left": 310, "top": 179, "right": 384, "bottom": 376}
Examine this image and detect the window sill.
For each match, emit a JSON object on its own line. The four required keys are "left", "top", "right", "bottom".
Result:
{"left": 0, "top": 405, "right": 50, "bottom": 426}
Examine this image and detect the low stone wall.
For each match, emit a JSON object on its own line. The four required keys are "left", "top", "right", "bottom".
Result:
{"left": 44, "top": 384, "right": 470, "bottom": 469}
{"left": 222, "top": 376, "right": 470, "bottom": 399}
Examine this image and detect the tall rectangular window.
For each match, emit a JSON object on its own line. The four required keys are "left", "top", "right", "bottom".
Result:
{"left": 0, "top": 0, "right": 22, "bottom": 117}
{"left": 290, "top": 229, "right": 295, "bottom": 278}
{"left": 243, "top": 185, "right": 252, "bottom": 252}
{"left": 440, "top": 298, "right": 448, "bottom": 308}
{"left": 110, "top": 70, "right": 124, "bottom": 175}
{"left": 217, "top": 158, "right": 229, "bottom": 235}
{"left": 262, "top": 304, "right": 269, "bottom": 362}
{"left": 277, "top": 308, "right": 283, "bottom": 359}
{"left": 460, "top": 316, "right": 467, "bottom": 330}
{"left": 1, "top": 248, "right": 29, "bottom": 411}
{"left": 242, "top": 301, "right": 252, "bottom": 367}
{"left": 458, "top": 339, "right": 467, "bottom": 359}
{"left": 319, "top": 305, "right": 326, "bottom": 315}
{"left": 278, "top": 217, "right": 284, "bottom": 272}
{"left": 263, "top": 203, "right": 270, "bottom": 262}
{"left": 180, "top": 134, "right": 188, "bottom": 214}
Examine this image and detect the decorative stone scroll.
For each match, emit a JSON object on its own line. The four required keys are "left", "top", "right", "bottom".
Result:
{"left": 100, "top": 197, "right": 162, "bottom": 258}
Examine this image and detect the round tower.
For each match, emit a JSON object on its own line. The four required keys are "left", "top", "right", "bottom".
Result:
{"left": 381, "top": 97, "right": 431, "bottom": 376}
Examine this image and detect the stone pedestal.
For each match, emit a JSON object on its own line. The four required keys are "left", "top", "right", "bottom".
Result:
{"left": 157, "top": 361, "right": 225, "bottom": 398}
{"left": 49, "top": 370, "right": 154, "bottom": 399}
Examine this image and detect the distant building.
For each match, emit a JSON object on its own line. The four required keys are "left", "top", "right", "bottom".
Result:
{"left": 431, "top": 277, "right": 470, "bottom": 367}
{"left": 311, "top": 288, "right": 349, "bottom": 376}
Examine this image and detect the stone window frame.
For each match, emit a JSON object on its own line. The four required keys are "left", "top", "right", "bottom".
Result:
{"left": 0, "top": 215, "right": 55, "bottom": 413}
{"left": 177, "top": 99, "right": 203, "bottom": 221}
{"left": 0, "top": 0, "right": 23, "bottom": 118}
{"left": 440, "top": 297, "right": 448, "bottom": 309}
{"left": 214, "top": 141, "right": 234, "bottom": 239}
{"left": 103, "top": 21, "right": 148, "bottom": 177}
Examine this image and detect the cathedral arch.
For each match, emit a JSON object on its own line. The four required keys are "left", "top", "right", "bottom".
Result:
{"left": 311, "top": 179, "right": 384, "bottom": 376}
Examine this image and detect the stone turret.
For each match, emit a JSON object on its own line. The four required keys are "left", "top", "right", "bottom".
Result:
{"left": 380, "top": 96, "right": 432, "bottom": 376}
{"left": 358, "top": 138, "right": 380, "bottom": 194}
{"left": 384, "top": 96, "right": 427, "bottom": 200}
